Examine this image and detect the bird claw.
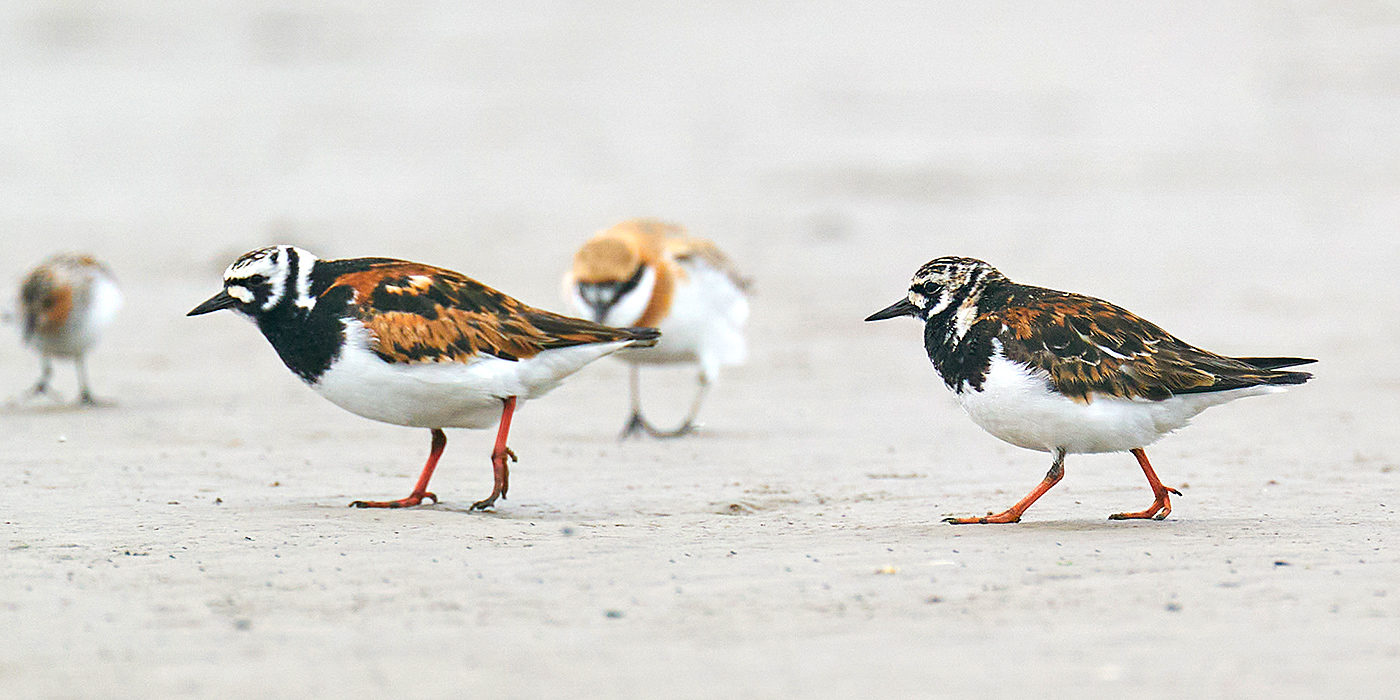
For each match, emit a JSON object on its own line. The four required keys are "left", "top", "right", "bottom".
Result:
{"left": 1108, "top": 503, "right": 1171, "bottom": 521}
{"left": 476, "top": 446, "right": 515, "bottom": 511}
{"left": 19, "top": 384, "right": 61, "bottom": 404}
{"left": 469, "top": 495, "right": 501, "bottom": 511}
{"left": 943, "top": 512, "right": 1021, "bottom": 525}
{"left": 347, "top": 492, "right": 437, "bottom": 508}
{"left": 619, "top": 413, "right": 648, "bottom": 441}
{"left": 647, "top": 422, "right": 697, "bottom": 439}
{"left": 618, "top": 412, "right": 697, "bottom": 440}
{"left": 77, "top": 393, "right": 114, "bottom": 408}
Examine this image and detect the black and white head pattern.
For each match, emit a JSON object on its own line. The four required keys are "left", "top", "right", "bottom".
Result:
{"left": 222, "top": 245, "right": 319, "bottom": 315}
{"left": 906, "top": 257, "right": 1006, "bottom": 324}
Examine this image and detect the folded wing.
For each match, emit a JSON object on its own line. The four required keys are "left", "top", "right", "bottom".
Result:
{"left": 325, "top": 260, "right": 659, "bottom": 365}
{"left": 987, "top": 291, "right": 1313, "bottom": 402}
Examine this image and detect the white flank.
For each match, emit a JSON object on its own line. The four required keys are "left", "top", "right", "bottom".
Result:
{"left": 311, "top": 320, "right": 635, "bottom": 429}
{"left": 569, "top": 259, "right": 748, "bottom": 382}
{"left": 953, "top": 351, "right": 1283, "bottom": 454}
{"left": 30, "top": 274, "right": 123, "bottom": 357}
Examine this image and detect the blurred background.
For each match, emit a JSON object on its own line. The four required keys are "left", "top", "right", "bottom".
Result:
{"left": 2, "top": 0, "right": 1396, "bottom": 279}
{"left": 3, "top": 0, "right": 1396, "bottom": 446}
{"left": 2, "top": 4, "right": 1398, "bottom": 695}
{"left": 1, "top": 1, "right": 1396, "bottom": 440}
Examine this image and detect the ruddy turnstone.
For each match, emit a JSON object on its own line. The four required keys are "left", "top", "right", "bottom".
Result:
{"left": 563, "top": 218, "right": 749, "bottom": 438}
{"left": 16, "top": 254, "right": 122, "bottom": 405}
{"left": 866, "top": 256, "right": 1314, "bottom": 523}
{"left": 188, "top": 245, "right": 660, "bottom": 510}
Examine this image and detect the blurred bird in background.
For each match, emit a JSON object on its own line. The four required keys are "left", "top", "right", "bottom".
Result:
{"left": 565, "top": 219, "right": 749, "bottom": 438}
{"left": 14, "top": 254, "right": 123, "bottom": 405}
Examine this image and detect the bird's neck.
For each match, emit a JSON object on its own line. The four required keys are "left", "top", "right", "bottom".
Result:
{"left": 254, "top": 288, "right": 352, "bottom": 383}
{"left": 922, "top": 284, "right": 1007, "bottom": 393}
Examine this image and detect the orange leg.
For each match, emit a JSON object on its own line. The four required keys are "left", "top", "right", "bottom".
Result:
{"left": 350, "top": 428, "right": 446, "bottom": 508}
{"left": 471, "top": 397, "right": 519, "bottom": 511}
{"left": 946, "top": 449, "right": 1066, "bottom": 525}
{"left": 1108, "top": 448, "right": 1182, "bottom": 521}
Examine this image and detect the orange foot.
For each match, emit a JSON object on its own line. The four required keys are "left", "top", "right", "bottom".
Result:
{"left": 470, "top": 447, "right": 518, "bottom": 511}
{"left": 1108, "top": 487, "right": 1181, "bottom": 520}
{"left": 469, "top": 494, "right": 501, "bottom": 511}
{"left": 348, "top": 492, "right": 437, "bottom": 508}
{"left": 944, "top": 510, "right": 1022, "bottom": 525}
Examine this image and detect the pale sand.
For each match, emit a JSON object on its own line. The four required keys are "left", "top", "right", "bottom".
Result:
{"left": 2, "top": 3, "right": 1398, "bottom": 698}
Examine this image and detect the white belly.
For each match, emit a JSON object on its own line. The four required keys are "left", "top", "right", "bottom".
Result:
{"left": 311, "top": 321, "right": 633, "bottom": 429}
{"left": 29, "top": 276, "right": 122, "bottom": 357}
{"left": 618, "top": 280, "right": 748, "bottom": 379}
{"left": 953, "top": 355, "right": 1279, "bottom": 454}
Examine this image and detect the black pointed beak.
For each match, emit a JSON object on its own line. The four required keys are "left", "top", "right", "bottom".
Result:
{"left": 865, "top": 297, "right": 918, "bottom": 322}
{"left": 187, "top": 289, "right": 238, "bottom": 316}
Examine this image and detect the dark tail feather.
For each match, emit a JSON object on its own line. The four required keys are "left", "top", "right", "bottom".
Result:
{"left": 1235, "top": 356, "right": 1316, "bottom": 370}
{"left": 1265, "top": 369, "right": 1313, "bottom": 386}
{"left": 623, "top": 326, "right": 662, "bottom": 348}
{"left": 1173, "top": 355, "right": 1315, "bottom": 395}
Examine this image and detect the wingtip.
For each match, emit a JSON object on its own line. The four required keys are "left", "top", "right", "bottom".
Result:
{"left": 1271, "top": 369, "right": 1314, "bottom": 386}
{"left": 624, "top": 326, "right": 662, "bottom": 348}
{"left": 1236, "top": 356, "right": 1318, "bottom": 370}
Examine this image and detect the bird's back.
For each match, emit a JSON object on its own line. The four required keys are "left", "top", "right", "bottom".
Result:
{"left": 313, "top": 256, "right": 658, "bottom": 366}
{"left": 978, "top": 282, "right": 1313, "bottom": 403}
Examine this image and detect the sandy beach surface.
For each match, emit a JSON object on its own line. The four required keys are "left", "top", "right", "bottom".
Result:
{"left": 2, "top": 2, "right": 1398, "bottom": 697}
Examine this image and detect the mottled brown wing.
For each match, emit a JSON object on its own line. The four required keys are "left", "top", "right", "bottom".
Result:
{"left": 988, "top": 291, "right": 1296, "bottom": 402}
{"left": 19, "top": 268, "right": 72, "bottom": 337}
{"left": 327, "top": 261, "right": 657, "bottom": 364}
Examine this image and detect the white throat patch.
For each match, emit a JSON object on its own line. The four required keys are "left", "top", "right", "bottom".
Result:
{"left": 953, "top": 301, "right": 980, "bottom": 339}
